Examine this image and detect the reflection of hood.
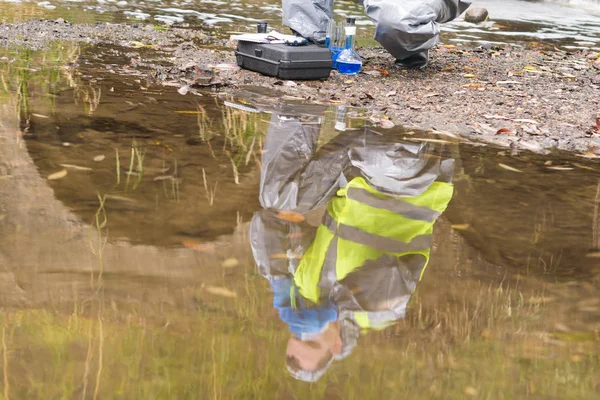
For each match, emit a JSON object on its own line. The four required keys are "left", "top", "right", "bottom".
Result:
{"left": 350, "top": 139, "right": 454, "bottom": 197}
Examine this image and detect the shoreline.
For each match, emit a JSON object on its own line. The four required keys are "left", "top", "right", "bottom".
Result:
{"left": 1, "top": 18, "right": 599, "bottom": 153}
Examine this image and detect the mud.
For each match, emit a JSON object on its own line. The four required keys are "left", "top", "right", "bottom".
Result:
{"left": 2, "top": 18, "right": 600, "bottom": 153}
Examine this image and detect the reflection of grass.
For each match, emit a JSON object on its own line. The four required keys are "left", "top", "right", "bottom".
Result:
{"left": 0, "top": 42, "right": 82, "bottom": 121}
{"left": 75, "top": 85, "right": 101, "bottom": 115}
{"left": 0, "top": 275, "right": 597, "bottom": 399}
{"left": 221, "top": 105, "right": 265, "bottom": 170}
{"left": 88, "top": 193, "right": 108, "bottom": 291}
{"left": 124, "top": 141, "right": 146, "bottom": 191}
{"left": 202, "top": 168, "right": 218, "bottom": 206}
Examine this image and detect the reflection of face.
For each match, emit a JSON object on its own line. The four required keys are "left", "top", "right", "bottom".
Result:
{"left": 285, "top": 321, "right": 342, "bottom": 372}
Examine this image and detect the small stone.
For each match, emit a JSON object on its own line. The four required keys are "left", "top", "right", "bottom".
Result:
{"left": 178, "top": 85, "right": 190, "bottom": 95}
{"left": 55, "top": 18, "right": 65, "bottom": 24}
{"left": 465, "top": 7, "right": 489, "bottom": 23}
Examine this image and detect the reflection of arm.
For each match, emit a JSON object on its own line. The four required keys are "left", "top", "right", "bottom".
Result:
{"left": 259, "top": 114, "right": 356, "bottom": 212}
{"left": 249, "top": 210, "right": 317, "bottom": 280}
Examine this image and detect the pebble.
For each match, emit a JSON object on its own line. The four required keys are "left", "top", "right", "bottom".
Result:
{"left": 465, "top": 8, "right": 489, "bottom": 23}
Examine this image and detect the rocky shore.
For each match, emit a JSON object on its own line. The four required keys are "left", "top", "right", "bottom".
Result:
{"left": 2, "top": 18, "right": 599, "bottom": 153}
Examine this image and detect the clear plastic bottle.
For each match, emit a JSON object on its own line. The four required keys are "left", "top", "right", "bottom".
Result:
{"left": 332, "top": 22, "right": 344, "bottom": 62}
{"left": 336, "top": 17, "right": 362, "bottom": 75}
{"left": 334, "top": 104, "right": 347, "bottom": 131}
{"left": 324, "top": 20, "right": 335, "bottom": 49}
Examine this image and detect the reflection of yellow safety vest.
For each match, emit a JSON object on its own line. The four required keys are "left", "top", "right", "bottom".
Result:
{"left": 294, "top": 177, "right": 454, "bottom": 323}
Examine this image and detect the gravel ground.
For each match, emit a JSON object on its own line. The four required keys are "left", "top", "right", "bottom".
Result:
{"left": 2, "top": 18, "right": 600, "bottom": 153}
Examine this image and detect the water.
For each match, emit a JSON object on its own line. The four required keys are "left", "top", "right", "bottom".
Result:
{"left": 1, "top": 0, "right": 600, "bottom": 49}
{"left": 0, "top": 41, "right": 600, "bottom": 398}
{"left": 336, "top": 60, "right": 361, "bottom": 74}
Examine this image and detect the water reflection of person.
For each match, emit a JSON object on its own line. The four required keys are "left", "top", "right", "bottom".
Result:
{"left": 250, "top": 110, "right": 455, "bottom": 382}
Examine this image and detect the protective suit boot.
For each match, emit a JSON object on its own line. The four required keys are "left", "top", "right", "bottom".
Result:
{"left": 395, "top": 51, "right": 429, "bottom": 69}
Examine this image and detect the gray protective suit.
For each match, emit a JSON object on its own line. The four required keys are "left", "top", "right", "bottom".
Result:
{"left": 282, "top": 0, "right": 472, "bottom": 60}
{"left": 250, "top": 107, "right": 455, "bottom": 325}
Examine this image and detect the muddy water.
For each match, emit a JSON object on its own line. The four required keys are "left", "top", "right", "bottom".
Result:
{"left": 1, "top": 44, "right": 600, "bottom": 399}
{"left": 2, "top": 0, "right": 600, "bottom": 50}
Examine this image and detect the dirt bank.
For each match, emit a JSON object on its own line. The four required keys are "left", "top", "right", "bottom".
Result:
{"left": 2, "top": 18, "right": 600, "bottom": 153}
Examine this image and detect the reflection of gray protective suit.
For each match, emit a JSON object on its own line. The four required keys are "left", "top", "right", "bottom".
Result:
{"left": 250, "top": 112, "right": 455, "bottom": 334}
{"left": 282, "top": 0, "right": 471, "bottom": 60}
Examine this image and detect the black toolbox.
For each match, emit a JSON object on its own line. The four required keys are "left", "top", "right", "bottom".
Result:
{"left": 235, "top": 41, "right": 333, "bottom": 80}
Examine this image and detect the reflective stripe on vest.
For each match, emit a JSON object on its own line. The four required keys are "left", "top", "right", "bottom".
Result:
{"left": 294, "top": 177, "right": 454, "bottom": 304}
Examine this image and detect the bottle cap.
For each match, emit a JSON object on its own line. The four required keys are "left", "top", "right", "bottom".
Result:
{"left": 257, "top": 22, "right": 268, "bottom": 33}
{"left": 346, "top": 17, "right": 356, "bottom": 25}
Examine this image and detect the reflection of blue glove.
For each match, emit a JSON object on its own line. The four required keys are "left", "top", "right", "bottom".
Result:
{"left": 269, "top": 278, "right": 338, "bottom": 340}
{"left": 270, "top": 278, "right": 294, "bottom": 309}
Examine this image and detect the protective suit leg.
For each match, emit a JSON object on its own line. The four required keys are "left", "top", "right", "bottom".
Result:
{"left": 362, "top": 0, "right": 471, "bottom": 64}
{"left": 282, "top": 0, "right": 334, "bottom": 43}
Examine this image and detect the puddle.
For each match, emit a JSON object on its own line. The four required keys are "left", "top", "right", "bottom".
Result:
{"left": 2, "top": 0, "right": 600, "bottom": 50}
{"left": 1, "top": 43, "right": 600, "bottom": 398}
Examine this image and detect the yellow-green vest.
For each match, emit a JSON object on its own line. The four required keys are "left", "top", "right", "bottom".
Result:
{"left": 293, "top": 176, "right": 454, "bottom": 327}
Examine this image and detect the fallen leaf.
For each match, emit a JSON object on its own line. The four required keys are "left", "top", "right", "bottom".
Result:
{"left": 362, "top": 70, "right": 381, "bottom": 76}
{"left": 496, "top": 128, "right": 511, "bottom": 135}
{"left": 93, "top": 155, "right": 105, "bottom": 162}
{"left": 496, "top": 80, "right": 522, "bottom": 85}
{"left": 222, "top": 258, "right": 240, "bottom": 268}
{"left": 571, "top": 162, "right": 595, "bottom": 171}
{"left": 463, "top": 74, "right": 476, "bottom": 78}
{"left": 48, "top": 169, "right": 67, "bottom": 180}
{"left": 153, "top": 175, "right": 174, "bottom": 181}
{"left": 441, "top": 65, "right": 455, "bottom": 72}
{"left": 407, "top": 138, "right": 451, "bottom": 144}
{"left": 373, "top": 68, "right": 389, "bottom": 76}
{"left": 463, "top": 66, "right": 475, "bottom": 72}
{"left": 212, "top": 63, "right": 240, "bottom": 71}
{"left": 59, "top": 164, "right": 92, "bottom": 171}
{"left": 277, "top": 211, "right": 305, "bottom": 223}
{"left": 344, "top": 80, "right": 354, "bottom": 84}
{"left": 31, "top": 113, "right": 49, "bottom": 119}
{"left": 498, "top": 163, "right": 523, "bottom": 173}
{"left": 524, "top": 65, "right": 537, "bottom": 71}
{"left": 205, "top": 286, "right": 237, "bottom": 298}
{"left": 182, "top": 241, "right": 216, "bottom": 254}
{"left": 271, "top": 253, "right": 303, "bottom": 260}
{"left": 443, "top": 45, "right": 456, "bottom": 49}
{"left": 515, "top": 119, "right": 540, "bottom": 124}
{"left": 105, "top": 195, "right": 137, "bottom": 203}
{"left": 546, "top": 166, "right": 574, "bottom": 171}
{"left": 451, "top": 224, "right": 470, "bottom": 231}
{"left": 462, "top": 83, "right": 483, "bottom": 89}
